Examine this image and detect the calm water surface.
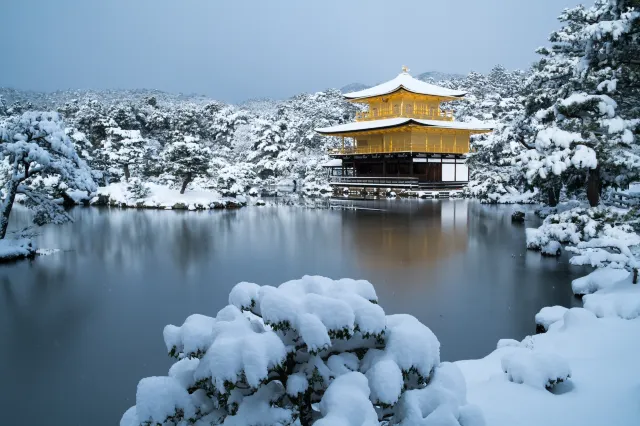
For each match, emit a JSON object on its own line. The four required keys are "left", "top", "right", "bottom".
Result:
{"left": 0, "top": 200, "right": 586, "bottom": 426}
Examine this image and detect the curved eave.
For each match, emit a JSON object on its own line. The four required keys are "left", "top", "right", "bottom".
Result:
{"left": 344, "top": 85, "right": 466, "bottom": 102}
{"left": 316, "top": 118, "right": 494, "bottom": 136}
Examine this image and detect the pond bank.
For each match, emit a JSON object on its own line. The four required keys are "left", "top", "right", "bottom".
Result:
{"left": 457, "top": 268, "right": 640, "bottom": 426}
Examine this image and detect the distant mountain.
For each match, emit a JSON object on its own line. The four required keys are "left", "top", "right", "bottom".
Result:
{"left": 340, "top": 83, "right": 370, "bottom": 94}
{"left": 415, "top": 71, "right": 466, "bottom": 82}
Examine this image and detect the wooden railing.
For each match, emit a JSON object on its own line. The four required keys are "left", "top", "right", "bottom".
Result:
{"left": 328, "top": 140, "right": 469, "bottom": 156}
{"left": 330, "top": 176, "right": 419, "bottom": 188}
{"left": 355, "top": 109, "right": 454, "bottom": 122}
{"left": 611, "top": 191, "right": 640, "bottom": 208}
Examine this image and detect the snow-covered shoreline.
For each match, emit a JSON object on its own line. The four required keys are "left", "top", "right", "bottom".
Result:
{"left": 91, "top": 182, "right": 247, "bottom": 210}
{"left": 457, "top": 267, "right": 640, "bottom": 426}
{"left": 0, "top": 237, "right": 37, "bottom": 262}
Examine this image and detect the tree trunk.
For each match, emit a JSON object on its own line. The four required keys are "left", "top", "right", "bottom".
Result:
{"left": 123, "top": 164, "right": 130, "bottom": 181}
{"left": 0, "top": 180, "right": 19, "bottom": 239}
{"left": 180, "top": 172, "right": 193, "bottom": 195}
{"left": 299, "top": 391, "right": 313, "bottom": 426}
{"left": 587, "top": 167, "right": 600, "bottom": 207}
{"left": 547, "top": 185, "right": 560, "bottom": 207}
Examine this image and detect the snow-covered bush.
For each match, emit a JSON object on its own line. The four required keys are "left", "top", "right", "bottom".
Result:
{"left": 214, "top": 162, "right": 257, "bottom": 196}
{"left": 126, "top": 177, "right": 150, "bottom": 200}
{"left": 501, "top": 350, "right": 571, "bottom": 390}
{"left": 121, "top": 276, "right": 484, "bottom": 426}
{"left": 527, "top": 206, "right": 640, "bottom": 282}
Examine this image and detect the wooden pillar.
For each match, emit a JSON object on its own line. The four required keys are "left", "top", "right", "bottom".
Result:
{"left": 341, "top": 136, "right": 344, "bottom": 152}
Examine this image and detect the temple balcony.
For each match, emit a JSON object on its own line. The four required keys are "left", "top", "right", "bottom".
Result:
{"left": 328, "top": 139, "right": 470, "bottom": 156}
{"left": 355, "top": 108, "right": 454, "bottom": 122}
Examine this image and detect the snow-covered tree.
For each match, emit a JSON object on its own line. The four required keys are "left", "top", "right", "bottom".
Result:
{"left": 102, "top": 127, "right": 148, "bottom": 181}
{"left": 214, "top": 162, "right": 258, "bottom": 196}
{"left": 162, "top": 137, "right": 212, "bottom": 194}
{"left": 0, "top": 95, "right": 7, "bottom": 116}
{"left": 0, "top": 111, "right": 96, "bottom": 238}
{"left": 516, "top": 0, "right": 640, "bottom": 207}
{"left": 121, "top": 276, "right": 484, "bottom": 426}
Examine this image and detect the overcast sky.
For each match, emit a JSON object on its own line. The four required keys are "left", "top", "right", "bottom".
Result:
{"left": 1, "top": 0, "right": 578, "bottom": 103}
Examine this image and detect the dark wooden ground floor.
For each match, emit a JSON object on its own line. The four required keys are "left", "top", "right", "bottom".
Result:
{"left": 326, "top": 153, "right": 469, "bottom": 183}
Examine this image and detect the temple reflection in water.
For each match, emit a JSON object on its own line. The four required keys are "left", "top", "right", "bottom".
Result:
{"left": 342, "top": 201, "right": 468, "bottom": 269}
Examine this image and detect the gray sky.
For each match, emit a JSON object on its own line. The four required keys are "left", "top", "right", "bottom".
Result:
{"left": 1, "top": 0, "right": 578, "bottom": 103}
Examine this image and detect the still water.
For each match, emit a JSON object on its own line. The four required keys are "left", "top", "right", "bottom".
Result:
{"left": 0, "top": 200, "right": 586, "bottom": 425}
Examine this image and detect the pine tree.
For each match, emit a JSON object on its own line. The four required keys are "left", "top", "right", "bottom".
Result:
{"left": 162, "top": 137, "right": 212, "bottom": 194}
{"left": 516, "top": 0, "right": 640, "bottom": 207}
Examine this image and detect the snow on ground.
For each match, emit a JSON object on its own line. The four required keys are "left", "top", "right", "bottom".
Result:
{"left": 95, "top": 182, "right": 246, "bottom": 210}
{"left": 457, "top": 307, "right": 640, "bottom": 426}
{"left": 535, "top": 306, "right": 568, "bottom": 332}
{"left": 571, "top": 266, "right": 630, "bottom": 295}
{"left": 582, "top": 272, "right": 640, "bottom": 320}
{"left": 0, "top": 237, "right": 36, "bottom": 262}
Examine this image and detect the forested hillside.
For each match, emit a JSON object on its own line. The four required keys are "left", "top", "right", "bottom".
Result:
{"left": 0, "top": 65, "right": 527, "bottom": 197}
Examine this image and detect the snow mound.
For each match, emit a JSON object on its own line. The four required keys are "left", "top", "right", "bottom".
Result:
{"left": 583, "top": 276, "right": 640, "bottom": 319}
{"left": 571, "top": 267, "right": 630, "bottom": 296}
{"left": 501, "top": 350, "right": 571, "bottom": 390}
{"left": 535, "top": 306, "right": 568, "bottom": 332}
{"left": 0, "top": 237, "right": 36, "bottom": 262}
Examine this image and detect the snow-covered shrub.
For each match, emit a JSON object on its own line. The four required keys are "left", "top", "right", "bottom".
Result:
{"left": 529, "top": 206, "right": 640, "bottom": 285}
{"left": 501, "top": 350, "right": 571, "bottom": 390}
{"left": 126, "top": 177, "right": 150, "bottom": 200}
{"left": 214, "top": 162, "right": 257, "bottom": 196}
{"left": 541, "top": 241, "right": 562, "bottom": 257}
{"left": 526, "top": 207, "right": 631, "bottom": 249}
{"left": 121, "top": 276, "right": 484, "bottom": 426}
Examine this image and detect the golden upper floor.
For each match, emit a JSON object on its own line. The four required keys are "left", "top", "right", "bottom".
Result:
{"left": 344, "top": 68, "right": 465, "bottom": 122}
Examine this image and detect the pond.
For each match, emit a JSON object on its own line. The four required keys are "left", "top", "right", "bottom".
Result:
{"left": 0, "top": 200, "right": 586, "bottom": 426}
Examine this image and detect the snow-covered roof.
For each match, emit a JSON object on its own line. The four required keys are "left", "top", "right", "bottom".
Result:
{"left": 344, "top": 72, "right": 466, "bottom": 100}
{"left": 315, "top": 118, "right": 493, "bottom": 135}
{"left": 322, "top": 159, "right": 342, "bottom": 167}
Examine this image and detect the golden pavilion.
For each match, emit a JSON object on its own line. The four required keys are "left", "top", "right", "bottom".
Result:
{"left": 315, "top": 67, "right": 492, "bottom": 191}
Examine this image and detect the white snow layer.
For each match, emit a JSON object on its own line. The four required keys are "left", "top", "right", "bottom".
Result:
{"left": 343, "top": 71, "right": 466, "bottom": 100}
{"left": 571, "top": 266, "right": 630, "bottom": 295}
{"left": 0, "top": 237, "right": 36, "bottom": 261}
{"left": 501, "top": 350, "right": 571, "bottom": 389}
{"left": 458, "top": 304, "right": 640, "bottom": 426}
{"left": 535, "top": 306, "right": 568, "bottom": 331}
{"left": 316, "top": 117, "right": 493, "bottom": 135}
{"left": 96, "top": 182, "right": 243, "bottom": 209}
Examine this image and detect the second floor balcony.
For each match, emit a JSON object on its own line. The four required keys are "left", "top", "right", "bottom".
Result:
{"left": 355, "top": 107, "right": 454, "bottom": 122}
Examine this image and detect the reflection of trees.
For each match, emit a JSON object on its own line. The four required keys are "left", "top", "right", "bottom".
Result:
{"left": 0, "top": 270, "right": 92, "bottom": 368}
{"left": 29, "top": 208, "right": 230, "bottom": 274}
{"left": 344, "top": 200, "right": 469, "bottom": 269}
